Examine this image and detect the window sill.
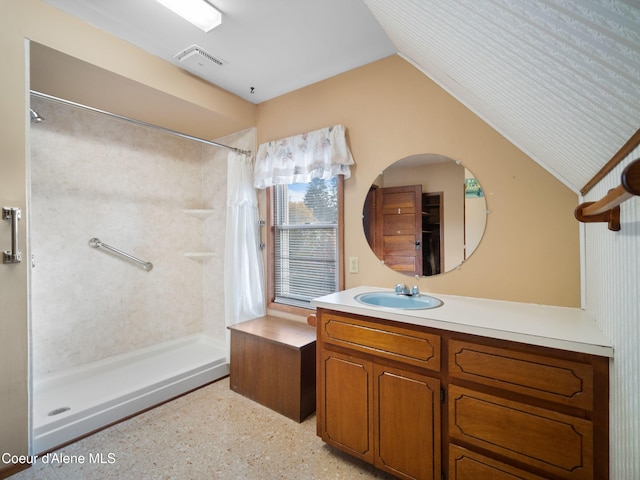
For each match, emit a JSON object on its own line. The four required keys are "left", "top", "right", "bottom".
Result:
{"left": 267, "top": 301, "right": 315, "bottom": 322}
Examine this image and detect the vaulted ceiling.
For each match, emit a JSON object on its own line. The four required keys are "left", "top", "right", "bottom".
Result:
{"left": 364, "top": 0, "right": 640, "bottom": 193}
{"left": 41, "top": 0, "right": 640, "bottom": 193}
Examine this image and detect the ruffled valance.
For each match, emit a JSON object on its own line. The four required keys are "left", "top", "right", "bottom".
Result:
{"left": 253, "top": 124, "right": 354, "bottom": 189}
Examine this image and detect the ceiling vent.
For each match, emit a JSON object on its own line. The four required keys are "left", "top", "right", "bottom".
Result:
{"left": 174, "top": 45, "right": 227, "bottom": 77}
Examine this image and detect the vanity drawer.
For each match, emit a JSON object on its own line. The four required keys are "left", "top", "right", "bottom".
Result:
{"left": 319, "top": 311, "right": 440, "bottom": 371}
{"left": 449, "top": 444, "right": 547, "bottom": 480}
{"left": 449, "top": 340, "right": 594, "bottom": 410}
{"left": 449, "top": 385, "right": 593, "bottom": 480}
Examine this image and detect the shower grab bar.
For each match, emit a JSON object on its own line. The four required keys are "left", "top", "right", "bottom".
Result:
{"left": 2, "top": 207, "right": 22, "bottom": 264}
{"left": 89, "top": 238, "right": 153, "bottom": 271}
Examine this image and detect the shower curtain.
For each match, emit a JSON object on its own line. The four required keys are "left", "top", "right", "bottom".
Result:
{"left": 224, "top": 151, "right": 266, "bottom": 326}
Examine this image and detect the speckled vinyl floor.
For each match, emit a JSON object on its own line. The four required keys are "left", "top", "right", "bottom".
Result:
{"left": 9, "top": 377, "right": 397, "bottom": 479}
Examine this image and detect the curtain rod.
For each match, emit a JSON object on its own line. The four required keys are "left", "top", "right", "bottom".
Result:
{"left": 30, "top": 90, "right": 251, "bottom": 157}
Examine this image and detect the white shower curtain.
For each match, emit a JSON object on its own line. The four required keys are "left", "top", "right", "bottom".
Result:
{"left": 224, "top": 152, "right": 266, "bottom": 327}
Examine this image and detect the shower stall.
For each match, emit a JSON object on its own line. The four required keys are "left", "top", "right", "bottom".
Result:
{"left": 28, "top": 94, "right": 242, "bottom": 453}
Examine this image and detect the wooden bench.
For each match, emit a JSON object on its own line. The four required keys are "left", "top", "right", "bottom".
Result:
{"left": 228, "top": 315, "right": 316, "bottom": 422}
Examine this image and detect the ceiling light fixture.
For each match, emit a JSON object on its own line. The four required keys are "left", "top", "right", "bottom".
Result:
{"left": 154, "top": 0, "right": 222, "bottom": 32}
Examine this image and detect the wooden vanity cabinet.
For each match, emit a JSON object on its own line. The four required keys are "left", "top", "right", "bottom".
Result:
{"left": 316, "top": 308, "right": 609, "bottom": 480}
{"left": 317, "top": 309, "right": 441, "bottom": 480}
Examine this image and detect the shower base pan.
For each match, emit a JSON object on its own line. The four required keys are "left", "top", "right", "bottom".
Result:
{"left": 32, "top": 334, "right": 228, "bottom": 454}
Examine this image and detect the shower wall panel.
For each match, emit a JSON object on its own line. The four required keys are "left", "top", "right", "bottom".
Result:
{"left": 29, "top": 97, "right": 222, "bottom": 377}
{"left": 201, "top": 142, "right": 227, "bottom": 342}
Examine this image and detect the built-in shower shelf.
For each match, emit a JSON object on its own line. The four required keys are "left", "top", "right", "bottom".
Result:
{"left": 184, "top": 252, "right": 215, "bottom": 261}
{"left": 183, "top": 209, "right": 215, "bottom": 219}
{"left": 184, "top": 210, "right": 216, "bottom": 260}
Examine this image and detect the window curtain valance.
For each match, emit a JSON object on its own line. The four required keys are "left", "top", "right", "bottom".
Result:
{"left": 253, "top": 124, "right": 354, "bottom": 189}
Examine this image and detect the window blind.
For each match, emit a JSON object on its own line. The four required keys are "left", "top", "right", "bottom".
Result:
{"left": 273, "top": 178, "right": 338, "bottom": 308}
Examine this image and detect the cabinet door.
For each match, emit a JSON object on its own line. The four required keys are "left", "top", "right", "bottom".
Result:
{"left": 375, "top": 364, "right": 441, "bottom": 480}
{"left": 318, "top": 349, "right": 374, "bottom": 462}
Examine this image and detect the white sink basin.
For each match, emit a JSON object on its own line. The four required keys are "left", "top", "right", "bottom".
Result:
{"left": 354, "top": 292, "right": 443, "bottom": 310}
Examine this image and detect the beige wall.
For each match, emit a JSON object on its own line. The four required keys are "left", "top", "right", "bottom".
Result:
{"left": 0, "top": 0, "right": 256, "bottom": 467}
{"left": 256, "top": 55, "right": 581, "bottom": 307}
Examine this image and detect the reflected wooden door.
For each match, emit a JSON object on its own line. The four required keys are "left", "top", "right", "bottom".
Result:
{"left": 375, "top": 185, "right": 423, "bottom": 276}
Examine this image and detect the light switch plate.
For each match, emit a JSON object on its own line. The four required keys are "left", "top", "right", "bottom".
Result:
{"left": 349, "top": 257, "right": 359, "bottom": 273}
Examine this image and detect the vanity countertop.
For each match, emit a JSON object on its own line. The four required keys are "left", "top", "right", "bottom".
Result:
{"left": 311, "top": 286, "right": 613, "bottom": 357}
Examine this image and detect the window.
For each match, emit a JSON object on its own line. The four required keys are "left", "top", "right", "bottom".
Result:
{"left": 268, "top": 176, "right": 343, "bottom": 311}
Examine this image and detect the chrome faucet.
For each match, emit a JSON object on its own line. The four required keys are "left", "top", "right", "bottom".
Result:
{"left": 395, "top": 283, "right": 410, "bottom": 295}
{"left": 395, "top": 283, "right": 420, "bottom": 296}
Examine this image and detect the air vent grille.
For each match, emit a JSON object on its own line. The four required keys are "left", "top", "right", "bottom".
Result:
{"left": 174, "top": 45, "right": 227, "bottom": 74}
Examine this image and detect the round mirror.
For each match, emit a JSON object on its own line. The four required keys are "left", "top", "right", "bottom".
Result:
{"left": 362, "top": 154, "right": 487, "bottom": 277}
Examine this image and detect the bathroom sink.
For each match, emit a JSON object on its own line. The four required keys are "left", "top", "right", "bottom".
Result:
{"left": 354, "top": 292, "right": 443, "bottom": 310}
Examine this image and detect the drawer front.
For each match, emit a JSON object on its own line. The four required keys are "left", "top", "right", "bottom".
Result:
{"left": 449, "top": 340, "right": 594, "bottom": 410}
{"left": 449, "top": 445, "right": 547, "bottom": 480}
{"left": 320, "top": 312, "right": 440, "bottom": 371}
{"left": 449, "top": 385, "right": 593, "bottom": 480}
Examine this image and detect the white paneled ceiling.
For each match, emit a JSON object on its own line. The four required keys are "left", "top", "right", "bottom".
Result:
{"left": 39, "top": 0, "right": 640, "bottom": 193}
{"left": 363, "top": 0, "right": 640, "bottom": 192}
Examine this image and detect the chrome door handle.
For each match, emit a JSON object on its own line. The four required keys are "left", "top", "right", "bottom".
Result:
{"left": 2, "top": 207, "right": 22, "bottom": 264}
